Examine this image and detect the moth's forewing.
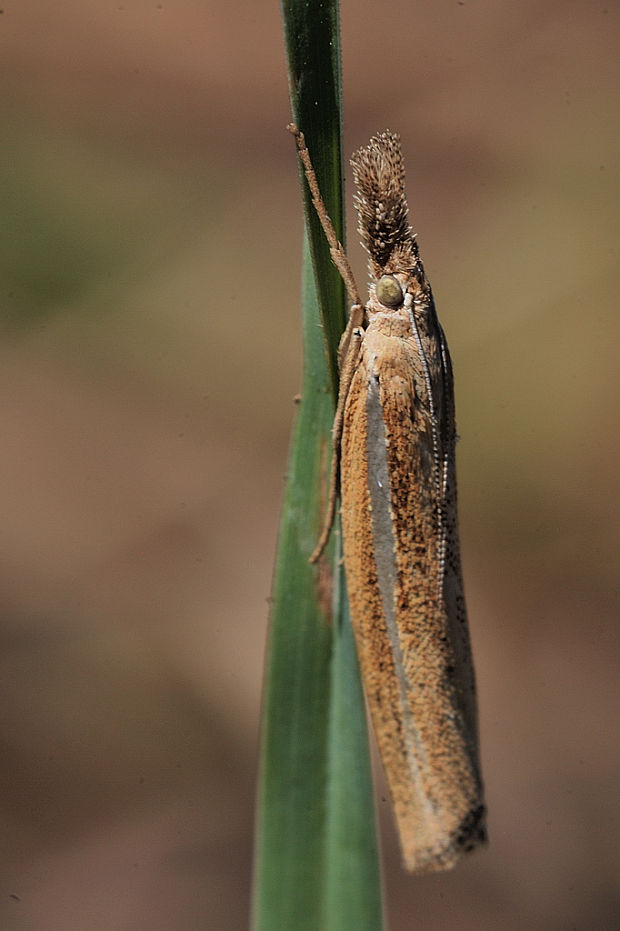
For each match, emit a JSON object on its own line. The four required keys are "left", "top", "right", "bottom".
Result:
{"left": 340, "top": 307, "right": 485, "bottom": 871}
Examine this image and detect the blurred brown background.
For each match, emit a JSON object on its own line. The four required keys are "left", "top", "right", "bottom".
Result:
{"left": 0, "top": 1, "right": 618, "bottom": 928}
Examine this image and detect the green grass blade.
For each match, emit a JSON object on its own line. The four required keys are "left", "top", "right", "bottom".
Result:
{"left": 323, "top": 574, "right": 383, "bottom": 930}
{"left": 252, "top": 248, "right": 336, "bottom": 929}
{"left": 282, "top": 0, "right": 346, "bottom": 392}
{"left": 252, "top": 0, "right": 383, "bottom": 928}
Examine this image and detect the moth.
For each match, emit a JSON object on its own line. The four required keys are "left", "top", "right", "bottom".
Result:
{"left": 289, "top": 124, "right": 486, "bottom": 872}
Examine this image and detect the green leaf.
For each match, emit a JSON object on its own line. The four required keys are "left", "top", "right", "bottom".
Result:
{"left": 282, "top": 0, "right": 346, "bottom": 395}
{"left": 252, "top": 248, "right": 335, "bottom": 928}
{"left": 252, "top": 1, "right": 383, "bottom": 928}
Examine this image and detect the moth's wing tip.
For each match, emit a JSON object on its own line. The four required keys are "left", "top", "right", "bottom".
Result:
{"left": 400, "top": 804, "right": 488, "bottom": 873}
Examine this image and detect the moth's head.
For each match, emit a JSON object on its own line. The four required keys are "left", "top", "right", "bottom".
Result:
{"left": 351, "top": 130, "right": 423, "bottom": 283}
{"left": 367, "top": 270, "right": 427, "bottom": 317}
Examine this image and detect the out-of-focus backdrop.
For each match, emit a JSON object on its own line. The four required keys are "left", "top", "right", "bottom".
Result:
{"left": 1, "top": 2, "right": 618, "bottom": 928}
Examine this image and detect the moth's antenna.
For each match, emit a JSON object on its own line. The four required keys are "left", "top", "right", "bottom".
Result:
{"left": 287, "top": 124, "right": 361, "bottom": 307}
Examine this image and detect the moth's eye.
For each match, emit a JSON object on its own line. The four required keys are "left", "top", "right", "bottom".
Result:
{"left": 376, "top": 275, "right": 404, "bottom": 307}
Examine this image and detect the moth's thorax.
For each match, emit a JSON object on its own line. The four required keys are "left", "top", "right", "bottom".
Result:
{"left": 364, "top": 305, "right": 412, "bottom": 340}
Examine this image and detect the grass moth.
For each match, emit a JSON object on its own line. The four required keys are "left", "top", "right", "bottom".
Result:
{"left": 289, "top": 124, "right": 486, "bottom": 873}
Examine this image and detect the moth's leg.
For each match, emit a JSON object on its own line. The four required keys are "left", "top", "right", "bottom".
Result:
{"left": 338, "top": 303, "right": 365, "bottom": 371}
{"left": 310, "top": 320, "right": 364, "bottom": 564}
{"left": 287, "top": 123, "right": 362, "bottom": 308}
{"left": 286, "top": 124, "right": 366, "bottom": 562}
